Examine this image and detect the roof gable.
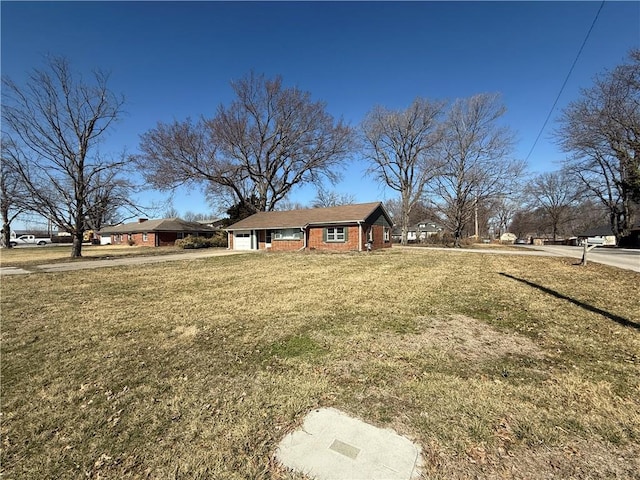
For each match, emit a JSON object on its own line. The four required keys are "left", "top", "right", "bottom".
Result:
{"left": 226, "top": 202, "right": 393, "bottom": 230}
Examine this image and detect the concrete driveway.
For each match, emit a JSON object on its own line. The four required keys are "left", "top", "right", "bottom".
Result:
{"left": 0, "top": 249, "right": 250, "bottom": 275}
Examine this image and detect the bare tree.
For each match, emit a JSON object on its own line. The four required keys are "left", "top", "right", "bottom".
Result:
{"left": 428, "top": 93, "right": 523, "bottom": 247}
{"left": 556, "top": 49, "right": 639, "bottom": 245}
{"left": 136, "top": 72, "right": 354, "bottom": 213}
{"left": 0, "top": 143, "right": 26, "bottom": 248}
{"left": 362, "top": 98, "right": 445, "bottom": 245}
{"left": 509, "top": 209, "right": 539, "bottom": 241}
{"left": 163, "top": 206, "right": 181, "bottom": 218}
{"left": 1, "top": 56, "right": 126, "bottom": 257}
{"left": 384, "top": 197, "right": 439, "bottom": 229}
{"left": 84, "top": 171, "right": 143, "bottom": 233}
{"left": 566, "top": 198, "right": 609, "bottom": 236}
{"left": 311, "top": 189, "right": 355, "bottom": 208}
{"left": 183, "top": 211, "right": 216, "bottom": 222}
{"left": 273, "top": 199, "right": 306, "bottom": 211}
{"left": 524, "top": 170, "right": 582, "bottom": 241}
{"left": 489, "top": 196, "right": 521, "bottom": 238}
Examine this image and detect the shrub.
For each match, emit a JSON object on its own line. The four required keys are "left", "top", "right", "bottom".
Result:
{"left": 209, "top": 232, "right": 228, "bottom": 248}
{"left": 175, "top": 233, "right": 228, "bottom": 249}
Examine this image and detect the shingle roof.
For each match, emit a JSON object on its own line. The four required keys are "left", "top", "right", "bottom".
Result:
{"left": 577, "top": 225, "right": 616, "bottom": 237}
{"left": 99, "top": 218, "right": 216, "bottom": 234}
{"left": 226, "top": 202, "right": 391, "bottom": 230}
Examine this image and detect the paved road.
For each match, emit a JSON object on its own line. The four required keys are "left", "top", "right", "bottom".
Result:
{"left": 521, "top": 245, "right": 640, "bottom": 272}
{"left": 0, "top": 249, "right": 250, "bottom": 275}
{"left": 398, "top": 245, "right": 639, "bottom": 273}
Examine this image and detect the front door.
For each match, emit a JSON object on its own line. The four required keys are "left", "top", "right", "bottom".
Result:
{"left": 265, "top": 229, "right": 272, "bottom": 249}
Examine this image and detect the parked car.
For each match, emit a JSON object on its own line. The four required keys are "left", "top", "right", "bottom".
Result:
{"left": 9, "top": 234, "right": 52, "bottom": 247}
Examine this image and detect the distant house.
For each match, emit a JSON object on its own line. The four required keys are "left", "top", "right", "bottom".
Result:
{"left": 500, "top": 232, "right": 517, "bottom": 244}
{"left": 99, "top": 218, "right": 218, "bottom": 247}
{"left": 225, "top": 202, "right": 393, "bottom": 252}
{"left": 391, "top": 221, "right": 444, "bottom": 243}
{"left": 576, "top": 225, "right": 617, "bottom": 247}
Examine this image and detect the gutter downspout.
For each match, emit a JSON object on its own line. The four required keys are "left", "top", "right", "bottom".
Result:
{"left": 357, "top": 221, "right": 362, "bottom": 252}
{"left": 298, "top": 225, "right": 308, "bottom": 251}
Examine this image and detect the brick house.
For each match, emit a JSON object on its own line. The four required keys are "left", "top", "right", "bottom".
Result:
{"left": 100, "top": 218, "right": 218, "bottom": 247}
{"left": 226, "top": 202, "right": 393, "bottom": 252}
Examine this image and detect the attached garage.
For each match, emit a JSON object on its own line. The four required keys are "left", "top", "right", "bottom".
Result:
{"left": 233, "top": 230, "right": 253, "bottom": 250}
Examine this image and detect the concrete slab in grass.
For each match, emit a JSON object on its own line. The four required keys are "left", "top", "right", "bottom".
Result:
{"left": 276, "top": 407, "right": 422, "bottom": 480}
{"left": 0, "top": 266, "right": 31, "bottom": 275}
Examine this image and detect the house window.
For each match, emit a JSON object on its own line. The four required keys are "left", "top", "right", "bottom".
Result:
{"left": 142, "top": 232, "right": 148, "bottom": 242}
{"left": 274, "top": 228, "right": 302, "bottom": 240}
{"left": 383, "top": 227, "right": 390, "bottom": 243}
{"left": 326, "top": 227, "right": 346, "bottom": 242}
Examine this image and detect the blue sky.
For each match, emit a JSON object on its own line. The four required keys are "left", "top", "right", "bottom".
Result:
{"left": 2, "top": 1, "right": 639, "bottom": 223}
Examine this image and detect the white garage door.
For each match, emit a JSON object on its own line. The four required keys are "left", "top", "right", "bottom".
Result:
{"left": 233, "top": 231, "right": 252, "bottom": 250}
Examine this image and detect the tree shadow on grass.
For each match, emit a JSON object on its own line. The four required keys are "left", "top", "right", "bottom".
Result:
{"left": 499, "top": 273, "right": 640, "bottom": 331}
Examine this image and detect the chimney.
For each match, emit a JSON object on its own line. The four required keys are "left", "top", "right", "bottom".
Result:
{"left": 138, "top": 218, "right": 148, "bottom": 223}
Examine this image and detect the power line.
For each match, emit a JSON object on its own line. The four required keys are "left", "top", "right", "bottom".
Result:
{"left": 525, "top": 0, "right": 605, "bottom": 162}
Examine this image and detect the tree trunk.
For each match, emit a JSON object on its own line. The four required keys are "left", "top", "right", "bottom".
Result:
{"left": 453, "top": 227, "right": 462, "bottom": 248}
{"left": 1, "top": 221, "right": 11, "bottom": 248}
{"left": 401, "top": 193, "right": 412, "bottom": 246}
{"left": 71, "top": 233, "right": 83, "bottom": 258}
{"left": 401, "top": 211, "right": 410, "bottom": 246}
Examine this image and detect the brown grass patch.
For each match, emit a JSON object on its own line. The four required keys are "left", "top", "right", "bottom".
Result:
{"left": 0, "top": 244, "right": 183, "bottom": 268}
{"left": 411, "top": 314, "right": 544, "bottom": 361}
{"left": 2, "top": 249, "right": 638, "bottom": 479}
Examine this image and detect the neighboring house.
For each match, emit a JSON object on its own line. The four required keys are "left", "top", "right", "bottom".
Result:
{"left": 416, "top": 221, "right": 444, "bottom": 241}
{"left": 576, "top": 225, "right": 617, "bottom": 247}
{"left": 500, "top": 232, "right": 517, "bottom": 244}
{"left": 99, "top": 218, "right": 217, "bottom": 247}
{"left": 577, "top": 220, "right": 640, "bottom": 247}
{"left": 391, "top": 227, "right": 417, "bottom": 243}
{"left": 225, "top": 202, "right": 393, "bottom": 252}
{"left": 391, "top": 221, "right": 444, "bottom": 243}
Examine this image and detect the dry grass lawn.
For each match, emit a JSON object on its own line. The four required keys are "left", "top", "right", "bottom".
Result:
{"left": 1, "top": 248, "right": 639, "bottom": 479}
{"left": 0, "top": 244, "right": 187, "bottom": 268}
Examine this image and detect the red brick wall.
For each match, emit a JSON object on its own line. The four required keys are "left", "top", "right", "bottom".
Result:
{"left": 307, "top": 225, "right": 360, "bottom": 251}
{"left": 270, "top": 238, "right": 303, "bottom": 251}
{"left": 367, "top": 224, "right": 392, "bottom": 250}
{"left": 110, "top": 232, "right": 177, "bottom": 247}
{"left": 112, "top": 233, "right": 154, "bottom": 246}
{"left": 228, "top": 225, "right": 392, "bottom": 252}
{"left": 156, "top": 232, "right": 179, "bottom": 246}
